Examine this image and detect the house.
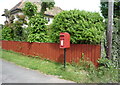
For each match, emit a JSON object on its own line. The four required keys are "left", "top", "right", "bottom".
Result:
{"left": 10, "top": 0, "right": 63, "bottom": 25}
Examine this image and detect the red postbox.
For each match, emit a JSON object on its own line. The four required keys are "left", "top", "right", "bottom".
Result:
{"left": 60, "top": 32, "right": 70, "bottom": 48}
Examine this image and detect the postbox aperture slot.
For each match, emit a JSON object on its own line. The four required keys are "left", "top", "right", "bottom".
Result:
{"left": 60, "top": 35, "right": 64, "bottom": 37}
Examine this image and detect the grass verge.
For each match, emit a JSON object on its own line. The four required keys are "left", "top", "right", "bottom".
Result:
{"left": 1, "top": 49, "right": 119, "bottom": 83}
{"left": 1, "top": 49, "right": 89, "bottom": 83}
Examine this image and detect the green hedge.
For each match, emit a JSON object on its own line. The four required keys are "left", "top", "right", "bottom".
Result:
{"left": 51, "top": 10, "right": 105, "bottom": 44}
{"left": 2, "top": 26, "right": 13, "bottom": 40}
{"left": 22, "top": 2, "right": 37, "bottom": 18}
{"left": 2, "top": 10, "right": 105, "bottom": 44}
{"left": 27, "top": 14, "right": 48, "bottom": 42}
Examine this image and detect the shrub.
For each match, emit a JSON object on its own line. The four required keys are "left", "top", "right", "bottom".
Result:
{"left": 101, "top": 18, "right": 119, "bottom": 68}
{"left": 12, "top": 14, "right": 27, "bottom": 41}
{"left": 27, "top": 14, "right": 48, "bottom": 42}
{"left": 112, "top": 18, "right": 119, "bottom": 68}
{"left": 2, "top": 26, "right": 13, "bottom": 40}
{"left": 0, "top": 27, "right": 2, "bottom": 40}
{"left": 88, "top": 57, "right": 118, "bottom": 83}
{"left": 22, "top": 2, "right": 37, "bottom": 18}
{"left": 51, "top": 10, "right": 105, "bottom": 44}
{"left": 71, "top": 56, "right": 118, "bottom": 83}
{"left": 12, "top": 23, "right": 26, "bottom": 41}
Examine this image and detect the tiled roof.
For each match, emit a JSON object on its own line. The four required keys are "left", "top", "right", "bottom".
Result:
{"left": 10, "top": 0, "right": 63, "bottom": 16}
{"left": 10, "top": 1, "right": 24, "bottom": 11}
{"left": 44, "top": 6, "right": 63, "bottom": 16}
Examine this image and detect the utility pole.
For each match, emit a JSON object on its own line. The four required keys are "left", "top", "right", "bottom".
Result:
{"left": 106, "top": 0, "right": 114, "bottom": 59}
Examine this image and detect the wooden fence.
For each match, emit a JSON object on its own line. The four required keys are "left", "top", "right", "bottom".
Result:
{"left": 2, "top": 40, "right": 101, "bottom": 66}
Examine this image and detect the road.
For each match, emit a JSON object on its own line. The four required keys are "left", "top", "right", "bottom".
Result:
{"left": 0, "top": 59, "right": 74, "bottom": 83}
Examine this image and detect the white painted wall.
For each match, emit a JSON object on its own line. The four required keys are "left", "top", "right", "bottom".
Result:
{"left": 13, "top": 12, "right": 24, "bottom": 22}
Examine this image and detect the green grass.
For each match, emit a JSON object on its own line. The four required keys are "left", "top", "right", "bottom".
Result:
{"left": 1, "top": 49, "right": 89, "bottom": 83}
{"left": 1, "top": 49, "right": 119, "bottom": 83}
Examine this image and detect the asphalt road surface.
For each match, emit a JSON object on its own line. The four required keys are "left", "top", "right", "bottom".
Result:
{"left": 0, "top": 59, "right": 74, "bottom": 83}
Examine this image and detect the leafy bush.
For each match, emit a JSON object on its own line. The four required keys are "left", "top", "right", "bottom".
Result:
{"left": 70, "top": 56, "right": 118, "bottom": 83}
{"left": 1, "top": 14, "right": 28, "bottom": 41}
{"left": 88, "top": 57, "right": 118, "bottom": 83}
{"left": 51, "top": 10, "right": 105, "bottom": 44}
{"left": 22, "top": 2, "right": 37, "bottom": 18}
{"left": 0, "top": 27, "right": 2, "bottom": 40}
{"left": 112, "top": 18, "right": 120, "bottom": 67}
{"left": 27, "top": 14, "right": 49, "bottom": 42}
{"left": 2, "top": 26, "right": 13, "bottom": 40}
{"left": 71, "top": 57, "right": 96, "bottom": 71}
{"left": 12, "top": 15, "right": 27, "bottom": 41}
{"left": 102, "top": 18, "right": 119, "bottom": 68}
{"left": 40, "top": 0, "right": 55, "bottom": 14}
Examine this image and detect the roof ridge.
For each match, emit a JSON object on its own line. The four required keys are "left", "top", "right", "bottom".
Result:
{"left": 10, "top": 0, "right": 63, "bottom": 16}
{"left": 18, "top": 0, "right": 24, "bottom": 8}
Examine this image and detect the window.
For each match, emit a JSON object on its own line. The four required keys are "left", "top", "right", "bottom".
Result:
{"left": 48, "top": 18, "right": 50, "bottom": 22}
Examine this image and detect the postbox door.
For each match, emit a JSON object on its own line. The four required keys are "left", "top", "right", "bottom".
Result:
{"left": 60, "top": 32, "right": 70, "bottom": 48}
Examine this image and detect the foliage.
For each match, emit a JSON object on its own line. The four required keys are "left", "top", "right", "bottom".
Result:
{"left": 27, "top": 14, "right": 48, "bottom": 42}
{"left": 2, "top": 9, "right": 15, "bottom": 24}
{"left": 11, "top": 15, "right": 27, "bottom": 41}
{"left": 2, "top": 14, "right": 28, "bottom": 41}
{"left": 97, "top": 57, "right": 118, "bottom": 82}
{"left": 100, "top": 0, "right": 119, "bottom": 65}
{"left": 9, "top": 15, "right": 15, "bottom": 23}
{"left": 100, "top": 0, "right": 120, "bottom": 18}
{"left": 2, "top": 49, "right": 119, "bottom": 83}
{"left": 40, "top": 0, "right": 55, "bottom": 14}
{"left": 0, "top": 24, "right": 3, "bottom": 40}
{"left": 2, "top": 9, "right": 10, "bottom": 23}
{"left": 112, "top": 18, "right": 120, "bottom": 67}
{"left": 51, "top": 10, "right": 105, "bottom": 44}
{"left": 2, "top": 49, "right": 88, "bottom": 83}
{"left": 101, "top": 18, "right": 119, "bottom": 68}
{"left": 22, "top": 2, "right": 37, "bottom": 18}
{"left": 87, "top": 57, "right": 118, "bottom": 83}
{"left": 71, "top": 57, "right": 95, "bottom": 71}
{"left": 2, "top": 26, "right": 13, "bottom": 40}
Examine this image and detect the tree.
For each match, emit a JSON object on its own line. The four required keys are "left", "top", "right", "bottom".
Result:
{"left": 40, "top": 0, "right": 55, "bottom": 15}
{"left": 22, "top": 2, "right": 37, "bottom": 18}
{"left": 12, "top": 14, "right": 27, "bottom": 41}
{"left": 100, "top": 0, "right": 120, "bottom": 18}
{"left": 2, "top": 9, "right": 10, "bottom": 24}
{"left": 100, "top": 0, "right": 119, "bottom": 64}
{"left": 3, "top": 9, "right": 10, "bottom": 20}
{"left": 27, "top": 14, "right": 48, "bottom": 42}
{"left": 22, "top": 1, "right": 55, "bottom": 17}
{"left": 112, "top": 18, "right": 119, "bottom": 67}
{"left": 51, "top": 10, "right": 105, "bottom": 44}
{"left": 2, "top": 9, "right": 15, "bottom": 25}
{"left": 9, "top": 15, "right": 15, "bottom": 23}
{"left": 2, "top": 26, "right": 13, "bottom": 40}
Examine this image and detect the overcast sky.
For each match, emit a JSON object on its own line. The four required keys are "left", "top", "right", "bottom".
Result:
{"left": 0, "top": 0, "right": 100, "bottom": 24}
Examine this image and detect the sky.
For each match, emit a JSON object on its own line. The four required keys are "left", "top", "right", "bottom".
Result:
{"left": 0, "top": 0, "right": 100, "bottom": 24}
